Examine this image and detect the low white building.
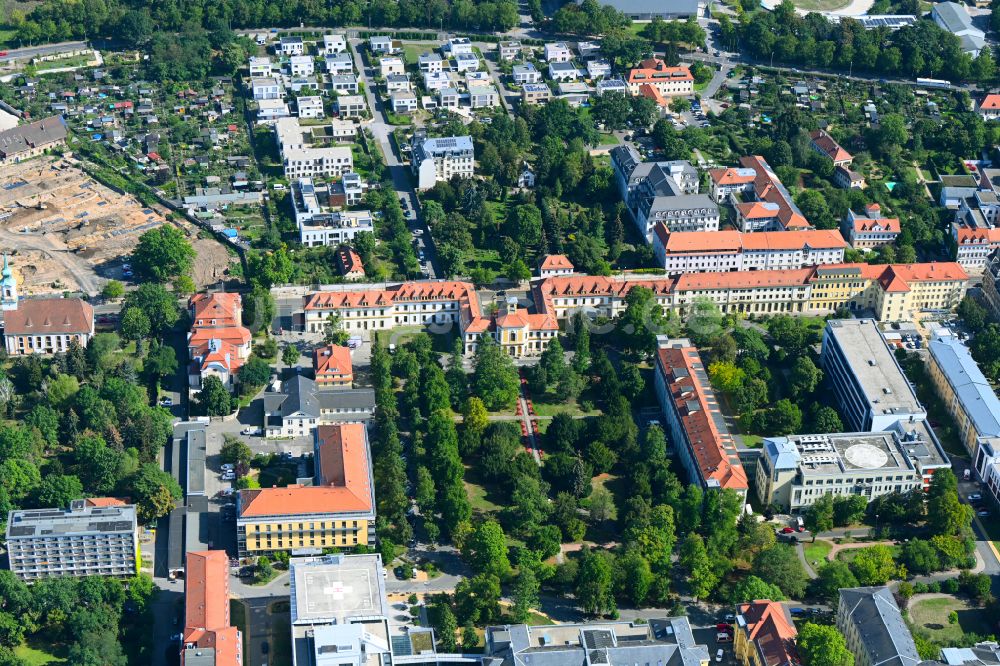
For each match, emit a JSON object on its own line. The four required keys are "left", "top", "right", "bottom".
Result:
{"left": 549, "top": 62, "right": 581, "bottom": 81}
{"left": 423, "top": 71, "right": 452, "bottom": 91}
{"left": 470, "top": 86, "right": 499, "bottom": 109}
{"left": 323, "top": 34, "right": 347, "bottom": 54}
{"left": 279, "top": 36, "right": 305, "bottom": 56}
{"left": 251, "top": 77, "right": 282, "bottom": 100}
{"left": 275, "top": 118, "right": 354, "bottom": 179}
{"left": 379, "top": 56, "right": 405, "bottom": 78}
{"left": 290, "top": 55, "right": 315, "bottom": 77}
{"left": 438, "top": 87, "right": 460, "bottom": 109}
{"left": 249, "top": 56, "right": 273, "bottom": 78}
{"left": 294, "top": 178, "right": 375, "bottom": 247}
{"left": 385, "top": 74, "right": 411, "bottom": 92}
{"left": 587, "top": 60, "right": 612, "bottom": 79}
{"left": 446, "top": 37, "right": 474, "bottom": 55}
{"left": 297, "top": 96, "right": 325, "bottom": 119}
{"left": 325, "top": 53, "right": 354, "bottom": 75}
{"left": 334, "top": 95, "right": 366, "bottom": 118}
{"left": 544, "top": 42, "right": 572, "bottom": 62}
{"left": 596, "top": 78, "right": 629, "bottom": 96}
{"left": 391, "top": 91, "right": 419, "bottom": 113}
{"left": 370, "top": 35, "right": 398, "bottom": 54}
{"left": 329, "top": 119, "right": 357, "bottom": 140}
{"left": 513, "top": 63, "right": 541, "bottom": 84}
{"left": 419, "top": 52, "right": 444, "bottom": 73}
{"left": 330, "top": 74, "right": 359, "bottom": 94}
{"left": 258, "top": 98, "right": 291, "bottom": 121}
{"left": 499, "top": 40, "right": 522, "bottom": 61}
{"left": 454, "top": 52, "right": 481, "bottom": 73}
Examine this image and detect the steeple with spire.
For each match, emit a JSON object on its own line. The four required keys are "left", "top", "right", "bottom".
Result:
{"left": 1, "top": 255, "right": 17, "bottom": 312}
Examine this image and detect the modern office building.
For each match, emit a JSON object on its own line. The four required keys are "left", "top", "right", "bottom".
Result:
{"left": 756, "top": 423, "right": 950, "bottom": 511}
{"left": 182, "top": 550, "right": 242, "bottom": 666}
{"left": 927, "top": 334, "right": 1000, "bottom": 458}
{"left": 411, "top": 134, "right": 475, "bottom": 190}
{"left": 733, "top": 600, "right": 798, "bottom": 666}
{"left": 653, "top": 337, "right": 749, "bottom": 498}
{"left": 484, "top": 618, "right": 711, "bottom": 666}
{"left": 821, "top": 319, "right": 927, "bottom": 431}
{"left": 837, "top": 587, "right": 921, "bottom": 666}
{"left": 237, "top": 423, "right": 376, "bottom": 556}
{"left": 6, "top": 500, "right": 139, "bottom": 581}
{"left": 288, "top": 554, "right": 391, "bottom": 666}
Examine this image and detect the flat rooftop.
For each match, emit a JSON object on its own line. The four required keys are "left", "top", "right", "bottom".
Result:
{"left": 290, "top": 554, "right": 388, "bottom": 625}
{"left": 824, "top": 319, "right": 923, "bottom": 418}
{"left": 7, "top": 501, "right": 136, "bottom": 539}
{"left": 791, "top": 431, "right": 915, "bottom": 475}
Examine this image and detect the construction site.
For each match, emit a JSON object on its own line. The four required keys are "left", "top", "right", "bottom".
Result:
{"left": 0, "top": 157, "right": 232, "bottom": 295}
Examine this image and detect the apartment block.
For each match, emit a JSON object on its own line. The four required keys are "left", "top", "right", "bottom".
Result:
{"left": 842, "top": 204, "right": 900, "bottom": 249}
{"left": 411, "top": 134, "right": 474, "bottom": 190}
{"left": 237, "top": 423, "right": 376, "bottom": 556}
{"left": 927, "top": 334, "right": 1000, "bottom": 458}
{"left": 293, "top": 178, "right": 374, "bottom": 247}
{"left": 837, "top": 587, "right": 921, "bottom": 666}
{"left": 6, "top": 500, "right": 138, "bottom": 581}
{"left": 733, "top": 601, "right": 798, "bottom": 666}
{"left": 653, "top": 228, "right": 846, "bottom": 274}
{"left": 275, "top": 117, "right": 354, "bottom": 179}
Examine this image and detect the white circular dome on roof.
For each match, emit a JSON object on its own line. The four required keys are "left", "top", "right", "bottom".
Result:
{"left": 844, "top": 443, "right": 889, "bottom": 469}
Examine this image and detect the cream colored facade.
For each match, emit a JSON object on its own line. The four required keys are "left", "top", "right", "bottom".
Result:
{"left": 239, "top": 517, "right": 369, "bottom": 555}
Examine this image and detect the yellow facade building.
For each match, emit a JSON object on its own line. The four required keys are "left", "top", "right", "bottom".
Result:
{"left": 733, "top": 600, "right": 799, "bottom": 666}
{"left": 236, "top": 423, "right": 375, "bottom": 556}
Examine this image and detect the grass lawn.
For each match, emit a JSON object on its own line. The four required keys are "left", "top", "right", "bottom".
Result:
{"left": 741, "top": 435, "right": 764, "bottom": 448}
{"left": 14, "top": 640, "right": 66, "bottom": 666}
{"left": 597, "top": 133, "right": 620, "bottom": 146}
{"left": 36, "top": 53, "right": 94, "bottom": 71}
{"left": 790, "top": 0, "right": 851, "bottom": 10}
{"left": 402, "top": 43, "right": 439, "bottom": 65}
{"left": 464, "top": 465, "right": 503, "bottom": 514}
{"left": 532, "top": 398, "right": 600, "bottom": 418}
{"left": 836, "top": 544, "right": 901, "bottom": 564}
{"left": 803, "top": 539, "right": 833, "bottom": 565}
{"left": 0, "top": 29, "right": 17, "bottom": 48}
{"left": 909, "top": 595, "right": 995, "bottom": 644}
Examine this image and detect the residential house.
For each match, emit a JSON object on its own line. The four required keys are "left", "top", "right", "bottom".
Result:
{"left": 596, "top": 78, "right": 629, "bottom": 96}
{"left": 518, "top": 164, "right": 536, "bottom": 188}
{"left": 290, "top": 54, "right": 315, "bottom": 77}
{"left": 437, "top": 87, "right": 460, "bottom": 110}
{"left": 322, "top": 34, "right": 347, "bottom": 54}
{"left": 337, "top": 246, "right": 366, "bottom": 280}
{"left": 418, "top": 52, "right": 444, "bottom": 73}
{"left": 498, "top": 40, "right": 522, "bottom": 61}
{"left": 977, "top": 94, "right": 1000, "bottom": 121}
{"left": 733, "top": 601, "right": 798, "bottom": 666}
{"left": 385, "top": 74, "right": 411, "bottom": 92}
{"left": 329, "top": 119, "right": 358, "bottom": 140}
{"left": 834, "top": 165, "right": 866, "bottom": 189}
{"left": 369, "top": 35, "right": 399, "bottom": 54}
{"left": 577, "top": 41, "right": 602, "bottom": 60}
{"left": 538, "top": 254, "right": 575, "bottom": 278}
{"left": 187, "top": 292, "right": 252, "bottom": 391}
{"left": 251, "top": 77, "right": 282, "bottom": 100}
{"left": 412, "top": 134, "right": 474, "bottom": 190}
{"left": 522, "top": 83, "right": 552, "bottom": 104}
{"left": 454, "top": 52, "right": 481, "bottom": 73}
{"left": 334, "top": 95, "right": 366, "bottom": 118}
{"left": 627, "top": 59, "right": 693, "bottom": 98}
{"left": 586, "top": 59, "right": 612, "bottom": 79}
{"left": 549, "top": 61, "right": 581, "bottom": 81}
{"left": 275, "top": 118, "right": 354, "bottom": 179}
{"left": 314, "top": 344, "right": 354, "bottom": 387}
{"left": 513, "top": 63, "right": 542, "bottom": 84}
{"left": 257, "top": 98, "right": 291, "bottom": 122}
{"left": 249, "top": 56, "right": 273, "bottom": 78}
{"left": 329, "top": 74, "right": 359, "bottom": 94}
{"left": 544, "top": 42, "right": 572, "bottom": 62}
{"left": 297, "top": 96, "right": 325, "bottom": 119}
{"left": 325, "top": 53, "right": 354, "bottom": 75}
{"left": 809, "top": 129, "right": 853, "bottom": 166}
{"left": 391, "top": 91, "right": 419, "bottom": 114}
{"left": 279, "top": 36, "right": 305, "bottom": 56}
{"left": 445, "top": 37, "right": 474, "bottom": 55}
{"left": 469, "top": 86, "right": 499, "bottom": 109}
{"left": 379, "top": 56, "right": 405, "bottom": 78}
{"left": 842, "top": 204, "right": 900, "bottom": 249}
{"left": 293, "top": 177, "right": 374, "bottom": 246}
{"left": 422, "top": 71, "right": 452, "bottom": 91}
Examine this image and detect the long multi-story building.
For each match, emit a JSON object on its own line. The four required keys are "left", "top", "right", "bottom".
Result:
{"left": 6, "top": 500, "right": 139, "bottom": 581}
{"left": 0, "top": 115, "right": 67, "bottom": 164}
{"left": 837, "top": 587, "right": 921, "bottom": 666}
{"left": 275, "top": 117, "right": 354, "bottom": 179}
{"left": 983, "top": 249, "right": 1000, "bottom": 319}
{"left": 756, "top": 424, "right": 950, "bottom": 511}
{"left": 182, "top": 550, "right": 242, "bottom": 666}
{"left": 626, "top": 58, "right": 694, "bottom": 99}
{"left": 927, "top": 334, "right": 1000, "bottom": 458}
{"left": 733, "top": 600, "right": 798, "bottom": 666}
{"left": 652, "top": 228, "right": 847, "bottom": 274}
{"left": 953, "top": 226, "right": 1000, "bottom": 271}
{"left": 653, "top": 337, "right": 749, "bottom": 498}
{"left": 411, "top": 134, "right": 474, "bottom": 190}
{"left": 237, "top": 423, "right": 376, "bottom": 556}
{"left": 821, "top": 319, "right": 927, "bottom": 431}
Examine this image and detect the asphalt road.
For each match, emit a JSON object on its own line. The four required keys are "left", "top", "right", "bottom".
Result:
{"left": 0, "top": 40, "right": 88, "bottom": 61}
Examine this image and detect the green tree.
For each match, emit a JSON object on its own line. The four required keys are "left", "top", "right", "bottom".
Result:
{"left": 511, "top": 566, "right": 540, "bottom": 623}
{"left": 195, "top": 376, "right": 233, "bottom": 416}
{"left": 679, "top": 533, "right": 718, "bottom": 600}
{"left": 101, "top": 280, "right": 125, "bottom": 300}
{"left": 617, "top": 287, "right": 669, "bottom": 357}
{"left": 131, "top": 225, "right": 196, "bottom": 282}
{"left": 238, "top": 356, "right": 271, "bottom": 394}
{"left": 810, "top": 561, "right": 858, "bottom": 604}
{"left": 0, "top": 459, "right": 40, "bottom": 501}
{"left": 752, "top": 544, "right": 808, "bottom": 599}
{"left": 220, "top": 435, "right": 253, "bottom": 466}
{"left": 281, "top": 344, "right": 299, "bottom": 366}
{"left": 460, "top": 397, "right": 489, "bottom": 456}
{"left": 849, "top": 545, "right": 901, "bottom": 585}
{"left": 123, "top": 284, "right": 180, "bottom": 334}
{"left": 804, "top": 494, "right": 834, "bottom": 540}
{"left": 462, "top": 520, "right": 512, "bottom": 578}
{"left": 615, "top": 548, "right": 653, "bottom": 607}
{"left": 454, "top": 574, "right": 502, "bottom": 626}
{"left": 899, "top": 539, "right": 940, "bottom": 575}
{"left": 430, "top": 603, "right": 458, "bottom": 652}
{"left": 472, "top": 337, "right": 520, "bottom": 411}
{"left": 789, "top": 356, "right": 822, "bottom": 395}
{"left": 811, "top": 406, "right": 843, "bottom": 433}
{"left": 34, "top": 474, "right": 84, "bottom": 508}
{"left": 709, "top": 361, "right": 745, "bottom": 393}
{"left": 832, "top": 495, "right": 867, "bottom": 527}
{"left": 731, "top": 575, "right": 785, "bottom": 603}
{"left": 797, "top": 623, "right": 854, "bottom": 666}
{"left": 128, "top": 463, "right": 182, "bottom": 523}
{"left": 47, "top": 374, "right": 80, "bottom": 410}
{"left": 576, "top": 547, "right": 616, "bottom": 616}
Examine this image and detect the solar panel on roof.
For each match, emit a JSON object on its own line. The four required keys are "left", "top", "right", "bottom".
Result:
{"left": 8, "top": 526, "right": 34, "bottom": 537}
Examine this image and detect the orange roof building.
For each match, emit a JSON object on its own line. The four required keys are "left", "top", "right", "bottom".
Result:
{"left": 538, "top": 254, "right": 575, "bottom": 277}
{"left": 842, "top": 203, "right": 901, "bottom": 249}
{"left": 734, "top": 601, "right": 799, "bottom": 666}
{"left": 809, "top": 129, "right": 853, "bottom": 166}
{"left": 978, "top": 94, "right": 1000, "bottom": 120}
{"left": 236, "top": 423, "right": 375, "bottom": 556}
{"left": 313, "top": 344, "right": 353, "bottom": 387}
{"left": 654, "top": 339, "right": 749, "bottom": 496}
{"left": 182, "top": 550, "right": 241, "bottom": 666}
{"left": 653, "top": 226, "right": 846, "bottom": 274}
{"left": 626, "top": 59, "right": 693, "bottom": 99}
{"left": 188, "top": 292, "right": 253, "bottom": 392}
{"left": 729, "top": 156, "right": 810, "bottom": 231}
{"left": 337, "top": 246, "right": 365, "bottom": 279}
{"left": 954, "top": 227, "right": 1000, "bottom": 270}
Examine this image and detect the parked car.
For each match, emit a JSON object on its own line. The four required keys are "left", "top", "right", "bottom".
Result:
{"left": 780, "top": 526, "right": 795, "bottom": 534}
{"left": 241, "top": 427, "right": 260, "bottom": 436}
{"left": 790, "top": 608, "right": 806, "bottom": 616}
{"left": 969, "top": 493, "right": 982, "bottom": 501}
{"left": 221, "top": 463, "right": 235, "bottom": 471}
{"left": 159, "top": 396, "right": 173, "bottom": 406}
{"left": 716, "top": 649, "right": 724, "bottom": 662}
{"left": 715, "top": 623, "right": 732, "bottom": 631}
{"left": 978, "top": 510, "right": 991, "bottom": 517}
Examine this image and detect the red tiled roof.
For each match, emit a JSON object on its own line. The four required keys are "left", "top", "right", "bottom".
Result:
{"left": 84, "top": 497, "right": 130, "bottom": 507}
{"left": 337, "top": 246, "right": 365, "bottom": 277}
{"left": 658, "top": 228, "right": 845, "bottom": 253}
{"left": 980, "top": 94, "right": 1000, "bottom": 110}
{"left": 709, "top": 167, "right": 756, "bottom": 186}
{"left": 639, "top": 83, "right": 668, "bottom": 107}
{"left": 314, "top": 344, "right": 353, "bottom": 381}
{"left": 809, "top": 129, "right": 853, "bottom": 163}
{"left": 184, "top": 551, "right": 240, "bottom": 666}
{"left": 676, "top": 267, "right": 814, "bottom": 291}
{"left": 738, "top": 601, "right": 799, "bottom": 666}
{"left": 656, "top": 345, "right": 748, "bottom": 492}
{"left": 190, "top": 292, "right": 242, "bottom": 328}
{"left": 628, "top": 60, "right": 693, "bottom": 86}
{"left": 955, "top": 227, "right": 1000, "bottom": 244}
{"left": 540, "top": 254, "right": 574, "bottom": 271}
{"left": 3, "top": 298, "right": 93, "bottom": 336}
{"left": 853, "top": 218, "right": 901, "bottom": 234}
{"left": 188, "top": 325, "right": 251, "bottom": 348}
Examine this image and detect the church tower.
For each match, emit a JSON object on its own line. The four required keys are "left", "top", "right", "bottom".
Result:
{"left": 1, "top": 255, "right": 18, "bottom": 311}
